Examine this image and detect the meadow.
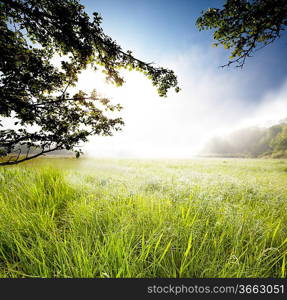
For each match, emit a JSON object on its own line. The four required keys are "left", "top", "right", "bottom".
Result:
{"left": 0, "top": 157, "right": 287, "bottom": 278}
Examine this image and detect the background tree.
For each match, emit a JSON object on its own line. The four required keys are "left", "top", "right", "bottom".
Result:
{"left": 202, "top": 120, "right": 287, "bottom": 158}
{"left": 270, "top": 123, "right": 287, "bottom": 152}
{"left": 197, "top": 0, "right": 287, "bottom": 67}
{"left": 0, "top": 0, "right": 179, "bottom": 165}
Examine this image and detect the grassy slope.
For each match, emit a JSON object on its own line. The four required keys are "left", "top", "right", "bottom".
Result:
{"left": 0, "top": 158, "right": 287, "bottom": 278}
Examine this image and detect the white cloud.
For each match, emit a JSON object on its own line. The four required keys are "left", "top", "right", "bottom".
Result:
{"left": 237, "top": 81, "right": 287, "bottom": 128}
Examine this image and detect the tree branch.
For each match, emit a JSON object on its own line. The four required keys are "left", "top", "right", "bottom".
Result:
{"left": 0, "top": 146, "right": 61, "bottom": 166}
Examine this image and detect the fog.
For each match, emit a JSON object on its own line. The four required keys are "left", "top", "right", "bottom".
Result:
{"left": 3, "top": 46, "right": 286, "bottom": 159}
{"left": 70, "top": 46, "right": 287, "bottom": 158}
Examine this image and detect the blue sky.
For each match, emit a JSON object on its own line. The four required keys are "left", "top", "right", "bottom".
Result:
{"left": 76, "top": 0, "right": 287, "bottom": 157}
{"left": 81, "top": 0, "right": 287, "bottom": 100}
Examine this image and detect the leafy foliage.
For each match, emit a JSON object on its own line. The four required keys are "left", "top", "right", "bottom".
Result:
{"left": 197, "top": 0, "right": 287, "bottom": 67}
{"left": 0, "top": 0, "right": 179, "bottom": 165}
{"left": 271, "top": 125, "right": 287, "bottom": 152}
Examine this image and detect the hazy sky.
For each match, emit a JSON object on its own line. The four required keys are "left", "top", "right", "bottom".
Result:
{"left": 74, "top": 0, "right": 287, "bottom": 158}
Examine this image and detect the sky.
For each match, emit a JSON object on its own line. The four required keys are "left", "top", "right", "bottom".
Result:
{"left": 72, "top": 0, "right": 287, "bottom": 158}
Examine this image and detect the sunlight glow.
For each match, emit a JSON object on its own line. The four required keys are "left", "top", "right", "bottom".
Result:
{"left": 65, "top": 46, "right": 287, "bottom": 158}
{"left": 43, "top": 37, "right": 287, "bottom": 160}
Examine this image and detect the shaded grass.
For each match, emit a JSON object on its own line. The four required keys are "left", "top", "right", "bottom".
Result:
{"left": 0, "top": 158, "right": 287, "bottom": 277}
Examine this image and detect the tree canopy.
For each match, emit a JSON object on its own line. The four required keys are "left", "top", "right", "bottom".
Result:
{"left": 197, "top": 0, "right": 287, "bottom": 67}
{"left": 0, "top": 0, "right": 179, "bottom": 165}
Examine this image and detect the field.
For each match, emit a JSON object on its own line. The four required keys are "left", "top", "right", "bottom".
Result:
{"left": 0, "top": 157, "right": 287, "bottom": 278}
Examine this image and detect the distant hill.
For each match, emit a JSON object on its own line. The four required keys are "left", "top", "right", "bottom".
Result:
{"left": 201, "top": 119, "right": 287, "bottom": 158}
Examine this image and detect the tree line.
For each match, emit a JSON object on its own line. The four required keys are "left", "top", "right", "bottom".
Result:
{"left": 202, "top": 119, "right": 287, "bottom": 158}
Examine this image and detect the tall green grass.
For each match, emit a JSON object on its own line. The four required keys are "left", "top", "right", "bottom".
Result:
{"left": 0, "top": 158, "right": 287, "bottom": 277}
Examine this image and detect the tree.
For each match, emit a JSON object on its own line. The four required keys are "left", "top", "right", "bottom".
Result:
{"left": 270, "top": 124, "right": 287, "bottom": 152}
{"left": 197, "top": 0, "right": 287, "bottom": 68}
{"left": 0, "top": 0, "right": 179, "bottom": 166}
